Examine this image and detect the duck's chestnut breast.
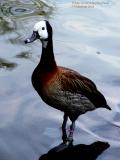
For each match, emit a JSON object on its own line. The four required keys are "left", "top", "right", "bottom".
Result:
{"left": 31, "top": 67, "right": 59, "bottom": 95}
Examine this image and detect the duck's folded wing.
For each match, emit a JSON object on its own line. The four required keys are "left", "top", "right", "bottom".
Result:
{"left": 59, "top": 69, "right": 109, "bottom": 108}
{"left": 52, "top": 90, "right": 95, "bottom": 114}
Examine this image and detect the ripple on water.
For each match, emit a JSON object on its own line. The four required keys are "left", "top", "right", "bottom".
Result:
{"left": 0, "top": 0, "right": 55, "bottom": 18}
{"left": 63, "top": 19, "right": 120, "bottom": 38}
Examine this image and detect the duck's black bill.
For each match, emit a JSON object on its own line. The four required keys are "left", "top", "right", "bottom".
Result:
{"left": 24, "top": 31, "right": 38, "bottom": 44}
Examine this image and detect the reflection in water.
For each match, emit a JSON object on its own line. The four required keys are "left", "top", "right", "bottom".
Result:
{"left": 39, "top": 141, "right": 110, "bottom": 160}
{"left": 0, "top": 0, "right": 54, "bottom": 18}
{"left": 15, "top": 51, "right": 32, "bottom": 59}
{"left": 0, "top": 57, "right": 17, "bottom": 70}
{"left": 0, "top": 16, "right": 14, "bottom": 34}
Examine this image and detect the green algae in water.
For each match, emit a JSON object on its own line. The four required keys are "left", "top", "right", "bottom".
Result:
{"left": 0, "top": 58, "right": 17, "bottom": 70}
{"left": 15, "top": 51, "right": 32, "bottom": 59}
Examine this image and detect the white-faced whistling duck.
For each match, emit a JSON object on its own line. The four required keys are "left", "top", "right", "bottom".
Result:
{"left": 25, "top": 20, "right": 111, "bottom": 144}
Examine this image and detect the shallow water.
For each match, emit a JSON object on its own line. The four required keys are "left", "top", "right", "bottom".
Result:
{"left": 0, "top": 0, "right": 120, "bottom": 160}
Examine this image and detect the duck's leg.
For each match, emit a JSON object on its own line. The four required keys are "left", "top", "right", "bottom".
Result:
{"left": 67, "top": 121, "right": 75, "bottom": 142}
{"left": 62, "top": 113, "right": 68, "bottom": 143}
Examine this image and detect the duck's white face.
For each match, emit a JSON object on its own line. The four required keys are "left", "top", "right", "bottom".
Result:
{"left": 33, "top": 21, "right": 48, "bottom": 40}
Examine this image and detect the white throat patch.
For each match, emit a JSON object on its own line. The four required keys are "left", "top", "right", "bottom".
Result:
{"left": 33, "top": 21, "right": 48, "bottom": 40}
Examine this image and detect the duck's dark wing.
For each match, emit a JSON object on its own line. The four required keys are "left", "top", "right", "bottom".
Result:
{"left": 59, "top": 68, "right": 111, "bottom": 110}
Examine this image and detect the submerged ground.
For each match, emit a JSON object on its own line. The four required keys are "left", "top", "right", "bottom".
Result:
{"left": 0, "top": 0, "right": 120, "bottom": 160}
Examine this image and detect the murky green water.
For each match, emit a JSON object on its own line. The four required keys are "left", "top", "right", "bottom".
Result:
{"left": 0, "top": 0, "right": 120, "bottom": 160}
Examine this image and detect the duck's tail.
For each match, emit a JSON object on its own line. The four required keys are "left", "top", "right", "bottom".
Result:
{"left": 102, "top": 104, "right": 112, "bottom": 110}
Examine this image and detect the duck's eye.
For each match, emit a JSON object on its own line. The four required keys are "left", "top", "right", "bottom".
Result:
{"left": 42, "top": 27, "right": 45, "bottom": 30}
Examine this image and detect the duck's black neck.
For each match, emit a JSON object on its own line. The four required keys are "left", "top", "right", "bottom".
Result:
{"left": 38, "top": 37, "right": 57, "bottom": 72}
